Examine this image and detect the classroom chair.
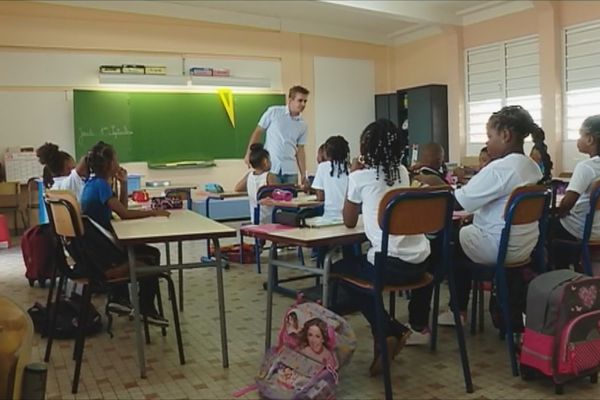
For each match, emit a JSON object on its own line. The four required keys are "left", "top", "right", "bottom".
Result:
{"left": 551, "top": 178, "right": 600, "bottom": 276}
{"left": 164, "top": 187, "right": 192, "bottom": 311}
{"left": 331, "top": 187, "right": 473, "bottom": 400}
{"left": 239, "top": 184, "right": 297, "bottom": 273}
{"left": 43, "top": 190, "right": 184, "bottom": 393}
{"left": 0, "top": 182, "right": 27, "bottom": 235}
{"left": 0, "top": 295, "right": 34, "bottom": 400}
{"left": 467, "top": 185, "right": 550, "bottom": 377}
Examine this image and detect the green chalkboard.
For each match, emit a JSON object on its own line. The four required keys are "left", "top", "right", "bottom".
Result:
{"left": 73, "top": 90, "right": 285, "bottom": 163}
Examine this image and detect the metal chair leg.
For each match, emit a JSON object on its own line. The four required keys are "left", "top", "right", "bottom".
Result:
{"left": 178, "top": 241, "right": 184, "bottom": 312}
{"left": 71, "top": 284, "right": 92, "bottom": 394}
{"left": 496, "top": 271, "right": 519, "bottom": 377}
{"left": 44, "top": 274, "right": 65, "bottom": 362}
{"left": 430, "top": 282, "right": 441, "bottom": 352}
{"left": 470, "top": 283, "right": 478, "bottom": 335}
{"left": 165, "top": 275, "right": 185, "bottom": 365}
{"left": 374, "top": 292, "right": 393, "bottom": 400}
{"left": 156, "top": 282, "right": 167, "bottom": 337}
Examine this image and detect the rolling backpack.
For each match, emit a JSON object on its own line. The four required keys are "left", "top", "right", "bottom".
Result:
{"left": 235, "top": 297, "right": 356, "bottom": 399}
{"left": 21, "top": 224, "right": 55, "bottom": 287}
{"left": 520, "top": 269, "right": 600, "bottom": 394}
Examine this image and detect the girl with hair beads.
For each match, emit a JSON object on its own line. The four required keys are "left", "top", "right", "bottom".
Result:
{"left": 36, "top": 142, "right": 88, "bottom": 199}
{"left": 80, "top": 141, "right": 169, "bottom": 325}
{"left": 311, "top": 135, "right": 350, "bottom": 219}
{"left": 553, "top": 115, "right": 600, "bottom": 268}
{"left": 332, "top": 119, "right": 431, "bottom": 376}
{"left": 235, "top": 143, "right": 276, "bottom": 224}
{"left": 437, "top": 106, "right": 544, "bottom": 328}
{"left": 529, "top": 128, "right": 553, "bottom": 184}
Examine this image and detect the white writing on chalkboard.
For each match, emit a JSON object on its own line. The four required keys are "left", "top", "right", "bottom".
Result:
{"left": 78, "top": 125, "right": 134, "bottom": 143}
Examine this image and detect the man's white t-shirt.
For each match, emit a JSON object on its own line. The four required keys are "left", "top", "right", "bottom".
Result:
{"left": 347, "top": 165, "right": 430, "bottom": 265}
{"left": 311, "top": 161, "right": 349, "bottom": 220}
{"left": 246, "top": 171, "right": 272, "bottom": 224}
{"left": 258, "top": 105, "right": 308, "bottom": 175}
{"left": 51, "top": 169, "right": 85, "bottom": 201}
{"left": 455, "top": 153, "right": 543, "bottom": 265}
{"left": 561, "top": 155, "right": 600, "bottom": 239}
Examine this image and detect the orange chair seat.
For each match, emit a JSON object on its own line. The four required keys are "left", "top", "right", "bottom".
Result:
{"left": 331, "top": 272, "right": 433, "bottom": 292}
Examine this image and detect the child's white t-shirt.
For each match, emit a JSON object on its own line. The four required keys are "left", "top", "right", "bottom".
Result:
{"left": 311, "top": 161, "right": 349, "bottom": 220}
{"left": 561, "top": 155, "right": 600, "bottom": 239}
{"left": 51, "top": 169, "right": 85, "bottom": 201}
{"left": 247, "top": 170, "right": 272, "bottom": 224}
{"left": 455, "top": 153, "right": 542, "bottom": 265}
{"left": 347, "top": 165, "right": 430, "bottom": 265}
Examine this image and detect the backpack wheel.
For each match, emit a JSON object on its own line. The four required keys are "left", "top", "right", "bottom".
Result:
{"left": 519, "top": 364, "right": 536, "bottom": 381}
{"left": 38, "top": 279, "right": 46, "bottom": 288}
{"left": 590, "top": 372, "right": 598, "bottom": 384}
{"left": 28, "top": 279, "right": 35, "bottom": 287}
{"left": 554, "top": 384, "right": 564, "bottom": 395}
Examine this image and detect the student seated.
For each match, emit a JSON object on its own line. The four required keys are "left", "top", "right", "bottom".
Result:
{"left": 437, "top": 106, "right": 545, "bottom": 331}
{"left": 234, "top": 143, "right": 276, "bottom": 224}
{"left": 80, "top": 141, "right": 170, "bottom": 326}
{"left": 553, "top": 115, "right": 600, "bottom": 269}
{"left": 411, "top": 142, "right": 450, "bottom": 187}
{"left": 311, "top": 135, "right": 350, "bottom": 219}
{"left": 316, "top": 142, "right": 328, "bottom": 164}
{"left": 332, "top": 119, "right": 433, "bottom": 376}
{"left": 529, "top": 128, "right": 553, "bottom": 184}
{"left": 36, "top": 142, "right": 88, "bottom": 199}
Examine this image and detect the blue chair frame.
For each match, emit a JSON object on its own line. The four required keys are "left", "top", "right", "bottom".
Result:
{"left": 334, "top": 187, "right": 473, "bottom": 399}
{"left": 467, "top": 185, "right": 551, "bottom": 377}
{"left": 552, "top": 179, "right": 600, "bottom": 276}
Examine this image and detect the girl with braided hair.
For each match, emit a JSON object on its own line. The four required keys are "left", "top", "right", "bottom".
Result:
{"left": 311, "top": 135, "right": 350, "bottom": 220}
{"left": 36, "top": 142, "right": 88, "bottom": 198}
{"left": 331, "top": 119, "right": 431, "bottom": 376}
{"left": 553, "top": 115, "right": 600, "bottom": 268}
{"left": 437, "top": 105, "right": 544, "bottom": 329}
{"left": 529, "top": 128, "right": 553, "bottom": 184}
{"left": 81, "top": 141, "right": 170, "bottom": 325}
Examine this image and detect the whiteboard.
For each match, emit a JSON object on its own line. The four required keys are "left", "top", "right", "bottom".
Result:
{"left": 313, "top": 57, "right": 375, "bottom": 164}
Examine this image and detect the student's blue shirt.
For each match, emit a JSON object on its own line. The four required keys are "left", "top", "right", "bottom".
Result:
{"left": 81, "top": 177, "right": 113, "bottom": 229}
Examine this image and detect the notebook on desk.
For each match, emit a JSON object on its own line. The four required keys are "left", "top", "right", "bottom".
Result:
{"left": 304, "top": 216, "right": 344, "bottom": 228}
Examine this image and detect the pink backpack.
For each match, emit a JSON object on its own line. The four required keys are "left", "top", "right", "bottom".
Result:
{"left": 520, "top": 270, "right": 600, "bottom": 394}
{"left": 235, "top": 298, "right": 356, "bottom": 399}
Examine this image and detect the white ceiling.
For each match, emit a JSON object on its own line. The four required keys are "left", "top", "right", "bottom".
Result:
{"left": 42, "top": 0, "right": 535, "bottom": 45}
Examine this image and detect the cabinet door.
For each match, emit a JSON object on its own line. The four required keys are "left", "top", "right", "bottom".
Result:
{"left": 387, "top": 93, "right": 399, "bottom": 127}
{"left": 407, "top": 87, "right": 433, "bottom": 146}
{"left": 375, "top": 94, "right": 390, "bottom": 120}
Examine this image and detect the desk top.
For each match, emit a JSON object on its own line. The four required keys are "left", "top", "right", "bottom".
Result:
{"left": 240, "top": 219, "right": 366, "bottom": 247}
{"left": 112, "top": 209, "right": 236, "bottom": 245}
{"left": 199, "top": 191, "right": 248, "bottom": 200}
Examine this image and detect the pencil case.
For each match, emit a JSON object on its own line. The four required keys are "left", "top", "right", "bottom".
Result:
{"left": 271, "top": 189, "right": 293, "bottom": 202}
{"left": 151, "top": 196, "right": 183, "bottom": 210}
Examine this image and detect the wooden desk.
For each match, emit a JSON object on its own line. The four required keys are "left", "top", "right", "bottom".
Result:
{"left": 240, "top": 221, "right": 366, "bottom": 348}
{"left": 112, "top": 210, "right": 236, "bottom": 378}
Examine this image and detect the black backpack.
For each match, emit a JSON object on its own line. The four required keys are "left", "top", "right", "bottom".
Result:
{"left": 27, "top": 294, "right": 102, "bottom": 339}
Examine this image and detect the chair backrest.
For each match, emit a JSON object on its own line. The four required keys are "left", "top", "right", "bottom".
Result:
{"left": 378, "top": 186, "right": 453, "bottom": 236}
{"left": 0, "top": 295, "right": 34, "bottom": 400}
{"left": 503, "top": 185, "right": 549, "bottom": 226}
{"left": 44, "top": 190, "right": 84, "bottom": 238}
{"left": 581, "top": 178, "right": 600, "bottom": 244}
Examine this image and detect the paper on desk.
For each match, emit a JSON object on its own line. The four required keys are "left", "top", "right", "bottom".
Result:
{"left": 304, "top": 216, "right": 344, "bottom": 228}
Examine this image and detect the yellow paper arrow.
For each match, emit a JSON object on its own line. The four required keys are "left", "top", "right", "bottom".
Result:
{"left": 218, "top": 88, "right": 235, "bottom": 128}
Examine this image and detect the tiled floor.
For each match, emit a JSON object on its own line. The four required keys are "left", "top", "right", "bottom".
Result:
{"left": 2, "top": 234, "right": 600, "bottom": 399}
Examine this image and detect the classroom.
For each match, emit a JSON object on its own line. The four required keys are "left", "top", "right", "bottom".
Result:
{"left": 2, "top": 1, "right": 600, "bottom": 399}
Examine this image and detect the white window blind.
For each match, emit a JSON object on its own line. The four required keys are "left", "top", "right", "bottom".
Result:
{"left": 466, "top": 36, "right": 541, "bottom": 143}
{"left": 565, "top": 21, "right": 600, "bottom": 140}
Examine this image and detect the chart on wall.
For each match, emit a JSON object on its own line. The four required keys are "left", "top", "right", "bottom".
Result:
{"left": 73, "top": 90, "right": 285, "bottom": 163}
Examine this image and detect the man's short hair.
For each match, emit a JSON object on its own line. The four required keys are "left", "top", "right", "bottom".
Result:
{"left": 289, "top": 85, "right": 310, "bottom": 99}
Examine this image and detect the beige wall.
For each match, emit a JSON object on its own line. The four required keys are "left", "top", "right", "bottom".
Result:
{"left": 0, "top": 1, "right": 389, "bottom": 182}
{"left": 390, "top": 1, "right": 600, "bottom": 172}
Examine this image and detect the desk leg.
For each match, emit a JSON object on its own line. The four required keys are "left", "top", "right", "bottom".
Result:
{"left": 205, "top": 198, "right": 212, "bottom": 257}
{"left": 322, "top": 251, "right": 334, "bottom": 308}
{"left": 265, "top": 243, "right": 277, "bottom": 350}
{"left": 128, "top": 246, "right": 146, "bottom": 378}
{"left": 178, "top": 240, "right": 184, "bottom": 312}
{"left": 212, "top": 238, "right": 229, "bottom": 368}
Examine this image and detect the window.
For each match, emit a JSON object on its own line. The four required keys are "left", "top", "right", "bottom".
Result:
{"left": 564, "top": 21, "right": 600, "bottom": 140}
{"left": 465, "top": 36, "right": 541, "bottom": 143}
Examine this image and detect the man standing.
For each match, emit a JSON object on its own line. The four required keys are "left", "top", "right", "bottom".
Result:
{"left": 244, "top": 85, "right": 310, "bottom": 188}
